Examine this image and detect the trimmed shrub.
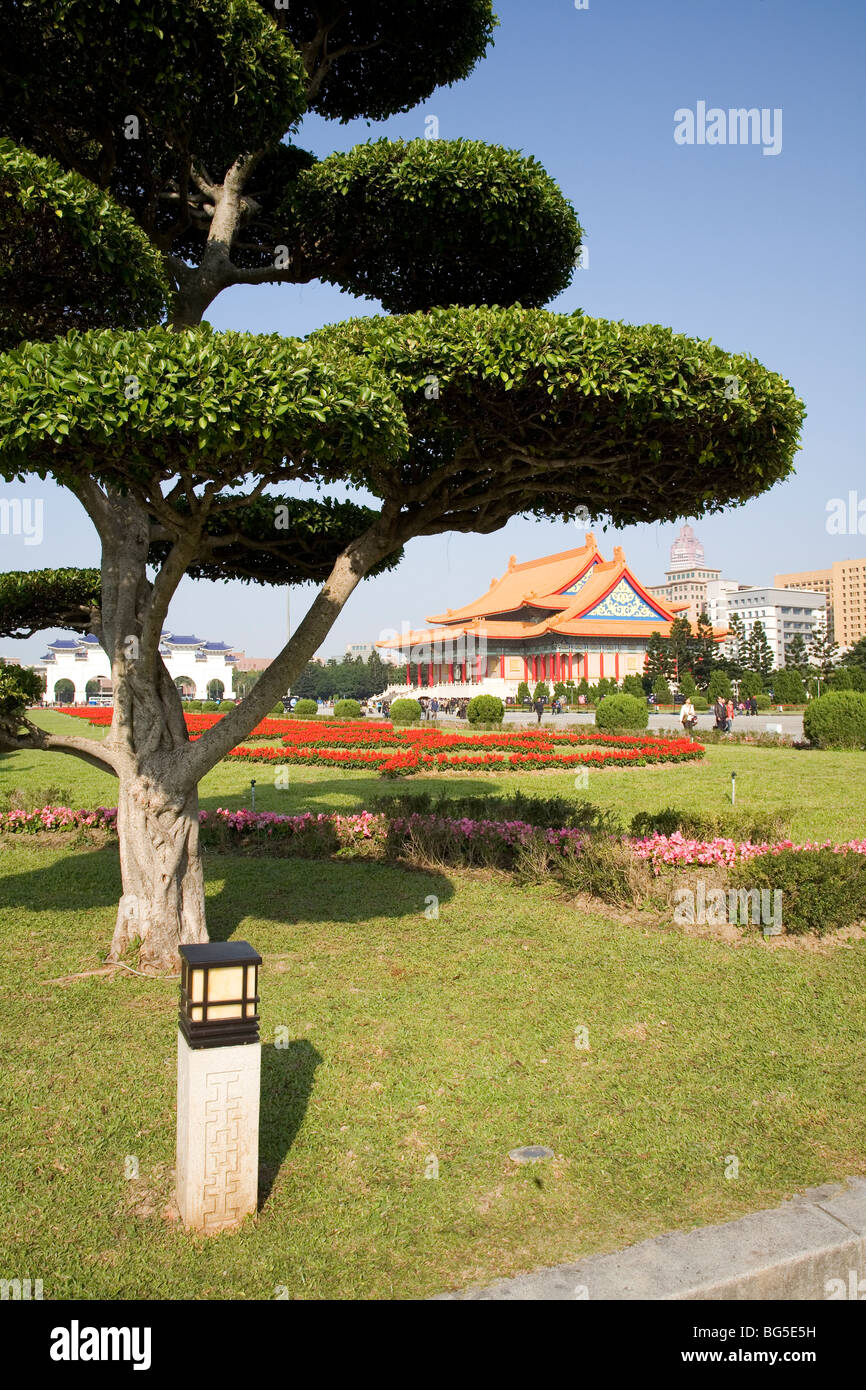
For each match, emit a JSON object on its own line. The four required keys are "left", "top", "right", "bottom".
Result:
{"left": 755, "top": 694, "right": 771, "bottom": 711}
{"left": 467, "top": 694, "right": 504, "bottom": 725}
{"left": 200, "top": 700, "right": 219, "bottom": 712}
{"left": 630, "top": 805, "right": 791, "bottom": 843}
{"left": 707, "top": 670, "right": 732, "bottom": 701}
{"left": 728, "top": 848, "right": 866, "bottom": 935}
{"left": 595, "top": 694, "right": 649, "bottom": 732}
{"left": 516, "top": 681, "right": 531, "bottom": 703}
{"left": 333, "top": 698, "right": 362, "bottom": 719}
{"left": 803, "top": 691, "right": 866, "bottom": 749}
{"left": 740, "top": 670, "right": 764, "bottom": 698}
{"left": 678, "top": 672, "right": 697, "bottom": 697}
{"left": 652, "top": 676, "right": 672, "bottom": 705}
{"left": 692, "top": 695, "right": 709, "bottom": 711}
{"left": 621, "top": 674, "right": 644, "bottom": 699}
{"left": 389, "top": 697, "right": 422, "bottom": 725}
{"left": 292, "top": 698, "right": 318, "bottom": 720}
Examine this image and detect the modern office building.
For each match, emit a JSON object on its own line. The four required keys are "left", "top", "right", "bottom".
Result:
{"left": 668, "top": 523, "right": 706, "bottom": 572}
{"left": 645, "top": 564, "right": 723, "bottom": 626}
{"left": 726, "top": 588, "right": 827, "bottom": 668}
{"left": 775, "top": 559, "right": 866, "bottom": 649}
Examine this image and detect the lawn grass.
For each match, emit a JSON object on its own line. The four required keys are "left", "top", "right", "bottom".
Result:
{"left": 1, "top": 840, "right": 864, "bottom": 1300}
{"left": 2, "top": 710, "right": 863, "bottom": 841}
{"left": 1, "top": 711, "right": 865, "bottom": 1299}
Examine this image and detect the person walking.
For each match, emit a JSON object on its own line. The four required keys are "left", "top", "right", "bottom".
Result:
{"left": 725, "top": 697, "right": 735, "bottom": 732}
{"left": 534, "top": 696, "right": 546, "bottom": 725}
{"left": 680, "top": 696, "right": 697, "bottom": 733}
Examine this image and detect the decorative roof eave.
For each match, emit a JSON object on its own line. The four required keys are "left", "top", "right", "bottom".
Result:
{"left": 426, "top": 535, "right": 600, "bottom": 624}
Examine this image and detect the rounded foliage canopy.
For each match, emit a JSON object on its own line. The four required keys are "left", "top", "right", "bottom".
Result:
{"left": 311, "top": 304, "right": 805, "bottom": 532}
{"left": 0, "top": 567, "right": 102, "bottom": 638}
{"left": 0, "top": 140, "right": 169, "bottom": 351}
{"left": 803, "top": 691, "right": 866, "bottom": 749}
{"left": 595, "top": 694, "right": 649, "bottom": 732}
{"left": 270, "top": 0, "right": 497, "bottom": 123}
{"left": 282, "top": 139, "right": 582, "bottom": 311}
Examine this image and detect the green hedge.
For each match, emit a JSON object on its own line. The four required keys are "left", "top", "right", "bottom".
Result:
{"left": 803, "top": 691, "right": 866, "bottom": 749}
{"left": 389, "top": 698, "right": 422, "bottom": 725}
{"left": 729, "top": 849, "right": 866, "bottom": 935}
{"left": 595, "top": 694, "right": 648, "bottom": 732}
{"left": 333, "top": 698, "right": 362, "bottom": 719}
{"left": 292, "top": 699, "right": 318, "bottom": 720}
{"left": 467, "top": 694, "right": 504, "bottom": 725}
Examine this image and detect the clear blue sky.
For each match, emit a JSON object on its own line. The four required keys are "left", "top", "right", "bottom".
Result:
{"left": 3, "top": 0, "right": 864, "bottom": 663}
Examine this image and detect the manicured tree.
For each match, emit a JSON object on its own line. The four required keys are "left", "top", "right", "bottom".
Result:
{"left": 621, "top": 674, "right": 645, "bottom": 699}
{"left": 678, "top": 672, "right": 697, "bottom": 698}
{"left": 532, "top": 682, "right": 550, "bottom": 703}
{"left": 516, "top": 680, "right": 531, "bottom": 704}
{"left": 707, "top": 669, "right": 732, "bottom": 702}
{"left": 0, "top": 2, "right": 805, "bottom": 971}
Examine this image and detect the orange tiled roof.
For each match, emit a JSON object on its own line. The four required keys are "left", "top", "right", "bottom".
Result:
{"left": 426, "top": 534, "right": 601, "bottom": 623}
{"left": 375, "top": 540, "right": 728, "bottom": 650}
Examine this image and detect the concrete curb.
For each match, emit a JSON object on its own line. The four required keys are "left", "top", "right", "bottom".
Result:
{"left": 435, "top": 1178, "right": 866, "bottom": 1300}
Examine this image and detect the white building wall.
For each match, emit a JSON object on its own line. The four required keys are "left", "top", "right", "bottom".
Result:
{"left": 42, "top": 641, "right": 236, "bottom": 702}
{"left": 727, "top": 588, "right": 826, "bottom": 667}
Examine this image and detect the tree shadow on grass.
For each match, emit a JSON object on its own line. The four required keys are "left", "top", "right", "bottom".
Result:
{"left": 259, "top": 1040, "right": 323, "bottom": 1209}
{"left": 0, "top": 841, "right": 455, "bottom": 936}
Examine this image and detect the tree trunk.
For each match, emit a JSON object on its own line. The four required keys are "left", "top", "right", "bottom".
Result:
{"left": 108, "top": 768, "right": 207, "bottom": 973}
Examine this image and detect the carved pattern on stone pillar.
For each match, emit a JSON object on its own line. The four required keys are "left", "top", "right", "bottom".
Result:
{"left": 202, "top": 1069, "right": 242, "bottom": 1230}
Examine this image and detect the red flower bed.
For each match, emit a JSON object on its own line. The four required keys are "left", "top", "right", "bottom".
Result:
{"left": 58, "top": 708, "right": 703, "bottom": 775}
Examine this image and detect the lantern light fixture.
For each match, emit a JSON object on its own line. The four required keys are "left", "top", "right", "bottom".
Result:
{"left": 178, "top": 941, "right": 261, "bottom": 1049}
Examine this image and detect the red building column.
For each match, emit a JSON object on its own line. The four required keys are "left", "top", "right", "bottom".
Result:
{"left": 599, "top": 652, "right": 604, "bottom": 678}
{"left": 499, "top": 654, "right": 505, "bottom": 679}
{"left": 405, "top": 664, "right": 410, "bottom": 686}
{"left": 584, "top": 651, "right": 589, "bottom": 680}
{"left": 448, "top": 662, "right": 454, "bottom": 683}
{"left": 615, "top": 652, "right": 620, "bottom": 682}
{"left": 462, "top": 660, "right": 467, "bottom": 683}
{"left": 428, "top": 662, "right": 434, "bottom": 686}
{"left": 568, "top": 652, "right": 573, "bottom": 680}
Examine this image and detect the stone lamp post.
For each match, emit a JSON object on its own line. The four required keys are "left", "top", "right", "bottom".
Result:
{"left": 176, "top": 941, "right": 262, "bottom": 1233}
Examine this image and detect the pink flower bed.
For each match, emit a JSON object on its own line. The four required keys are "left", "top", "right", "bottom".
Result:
{"left": 5, "top": 807, "right": 865, "bottom": 877}
{"left": 0, "top": 805, "right": 118, "bottom": 833}
{"left": 632, "top": 830, "right": 866, "bottom": 874}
